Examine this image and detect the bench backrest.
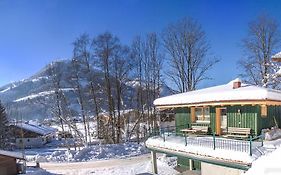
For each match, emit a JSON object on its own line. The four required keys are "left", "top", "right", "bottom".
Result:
{"left": 192, "top": 125, "right": 208, "bottom": 131}
{"left": 228, "top": 127, "right": 251, "bottom": 134}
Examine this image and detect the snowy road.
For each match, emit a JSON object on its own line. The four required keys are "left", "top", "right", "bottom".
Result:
{"left": 33, "top": 154, "right": 179, "bottom": 175}
{"left": 40, "top": 154, "right": 151, "bottom": 171}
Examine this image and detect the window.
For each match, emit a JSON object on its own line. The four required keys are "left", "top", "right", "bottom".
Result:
{"left": 192, "top": 107, "right": 210, "bottom": 123}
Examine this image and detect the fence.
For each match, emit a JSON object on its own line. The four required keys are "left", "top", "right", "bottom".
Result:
{"left": 148, "top": 124, "right": 264, "bottom": 156}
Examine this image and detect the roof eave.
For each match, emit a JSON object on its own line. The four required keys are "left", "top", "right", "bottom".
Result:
{"left": 155, "top": 99, "right": 281, "bottom": 109}
{"left": 272, "top": 57, "right": 281, "bottom": 62}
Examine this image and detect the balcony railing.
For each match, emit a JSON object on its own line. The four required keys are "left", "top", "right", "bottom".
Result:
{"left": 147, "top": 124, "right": 263, "bottom": 156}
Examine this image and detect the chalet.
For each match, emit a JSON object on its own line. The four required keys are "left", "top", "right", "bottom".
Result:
{"left": 146, "top": 78, "right": 281, "bottom": 175}
{"left": 10, "top": 122, "right": 57, "bottom": 148}
{"left": 271, "top": 51, "right": 281, "bottom": 62}
{"left": 0, "top": 150, "right": 25, "bottom": 175}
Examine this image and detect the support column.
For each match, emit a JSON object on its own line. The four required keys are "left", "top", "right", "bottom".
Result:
{"left": 191, "top": 107, "right": 196, "bottom": 123}
{"left": 215, "top": 108, "right": 221, "bottom": 135}
{"left": 151, "top": 151, "right": 158, "bottom": 174}
{"left": 189, "top": 159, "right": 194, "bottom": 171}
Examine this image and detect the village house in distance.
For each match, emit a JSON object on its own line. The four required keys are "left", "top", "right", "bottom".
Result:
{"left": 146, "top": 78, "right": 281, "bottom": 175}
{"left": 9, "top": 122, "right": 57, "bottom": 148}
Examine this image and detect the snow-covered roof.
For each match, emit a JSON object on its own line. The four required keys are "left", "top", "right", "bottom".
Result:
{"left": 154, "top": 79, "right": 281, "bottom": 107}
{"left": 0, "top": 150, "right": 25, "bottom": 159}
{"left": 272, "top": 51, "right": 281, "bottom": 59}
{"left": 14, "top": 122, "right": 57, "bottom": 136}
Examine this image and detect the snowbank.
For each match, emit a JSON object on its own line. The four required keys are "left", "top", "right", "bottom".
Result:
{"left": 263, "top": 128, "right": 281, "bottom": 141}
{"left": 244, "top": 145, "right": 281, "bottom": 175}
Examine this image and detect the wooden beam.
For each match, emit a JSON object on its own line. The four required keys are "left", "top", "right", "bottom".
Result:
{"left": 215, "top": 108, "right": 221, "bottom": 135}
{"left": 272, "top": 57, "right": 281, "bottom": 62}
{"left": 202, "top": 107, "right": 205, "bottom": 121}
{"left": 191, "top": 107, "right": 196, "bottom": 123}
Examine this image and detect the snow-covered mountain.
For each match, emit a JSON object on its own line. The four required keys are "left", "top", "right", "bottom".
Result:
{"left": 0, "top": 60, "right": 172, "bottom": 121}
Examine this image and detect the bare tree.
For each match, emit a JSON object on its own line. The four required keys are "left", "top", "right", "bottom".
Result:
{"left": 49, "top": 62, "right": 65, "bottom": 133}
{"left": 129, "top": 33, "right": 163, "bottom": 141}
{"left": 92, "top": 32, "right": 120, "bottom": 143}
{"left": 111, "top": 45, "right": 132, "bottom": 143}
{"left": 47, "top": 61, "right": 84, "bottom": 149}
{"left": 239, "top": 14, "right": 281, "bottom": 88}
{"left": 73, "top": 33, "right": 103, "bottom": 141}
{"left": 145, "top": 33, "right": 163, "bottom": 129}
{"left": 69, "top": 58, "right": 89, "bottom": 145}
{"left": 162, "top": 17, "right": 219, "bottom": 92}
{"left": 129, "top": 36, "right": 145, "bottom": 141}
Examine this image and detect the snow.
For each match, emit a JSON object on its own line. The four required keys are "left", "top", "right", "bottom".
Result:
{"left": 263, "top": 128, "right": 281, "bottom": 141}
{"left": 51, "top": 121, "right": 96, "bottom": 143}
{"left": 14, "top": 122, "right": 56, "bottom": 136}
{"left": 154, "top": 79, "right": 281, "bottom": 106}
{"left": 0, "top": 83, "right": 17, "bottom": 93}
{"left": 276, "top": 68, "right": 281, "bottom": 76}
{"left": 0, "top": 87, "right": 11, "bottom": 93}
{"left": 85, "top": 160, "right": 176, "bottom": 175}
{"left": 24, "top": 142, "right": 148, "bottom": 162}
{"left": 244, "top": 142, "right": 281, "bottom": 175}
{"left": 27, "top": 155, "right": 178, "bottom": 175}
{"left": 0, "top": 150, "right": 25, "bottom": 159}
{"left": 272, "top": 51, "right": 281, "bottom": 59}
{"left": 14, "top": 88, "right": 74, "bottom": 102}
{"left": 26, "top": 167, "right": 54, "bottom": 175}
{"left": 49, "top": 158, "right": 178, "bottom": 175}
{"left": 31, "top": 76, "right": 49, "bottom": 82}
{"left": 24, "top": 141, "right": 178, "bottom": 175}
{"left": 146, "top": 135, "right": 262, "bottom": 164}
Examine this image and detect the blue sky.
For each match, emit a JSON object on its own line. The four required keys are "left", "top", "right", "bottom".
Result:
{"left": 0, "top": 0, "right": 281, "bottom": 87}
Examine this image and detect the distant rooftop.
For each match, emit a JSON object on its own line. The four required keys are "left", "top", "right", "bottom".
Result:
{"left": 13, "top": 122, "right": 57, "bottom": 136}
{"left": 272, "top": 51, "right": 281, "bottom": 62}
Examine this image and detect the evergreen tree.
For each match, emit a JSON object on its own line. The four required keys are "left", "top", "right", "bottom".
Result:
{"left": 0, "top": 101, "right": 11, "bottom": 150}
